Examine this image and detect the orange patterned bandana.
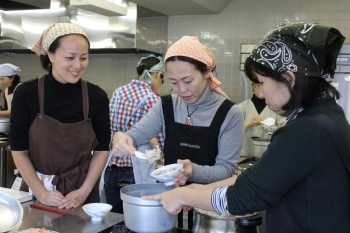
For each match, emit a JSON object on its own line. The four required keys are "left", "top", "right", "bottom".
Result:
{"left": 31, "top": 23, "right": 88, "bottom": 56}
{"left": 164, "top": 36, "right": 229, "bottom": 99}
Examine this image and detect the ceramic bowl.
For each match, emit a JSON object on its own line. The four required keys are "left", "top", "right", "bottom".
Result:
{"left": 151, "top": 163, "right": 183, "bottom": 186}
{"left": 82, "top": 203, "right": 112, "bottom": 222}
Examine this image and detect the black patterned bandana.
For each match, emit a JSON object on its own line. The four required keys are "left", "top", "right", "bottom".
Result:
{"left": 249, "top": 23, "right": 345, "bottom": 78}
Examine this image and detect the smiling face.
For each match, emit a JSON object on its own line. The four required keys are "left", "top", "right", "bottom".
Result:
{"left": 166, "top": 60, "right": 208, "bottom": 104}
{"left": 254, "top": 72, "right": 292, "bottom": 115}
{"left": 0, "top": 76, "right": 14, "bottom": 88}
{"left": 48, "top": 34, "right": 89, "bottom": 84}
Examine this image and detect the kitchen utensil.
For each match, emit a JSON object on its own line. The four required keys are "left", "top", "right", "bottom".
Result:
{"left": 150, "top": 163, "right": 183, "bottom": 186}
{"left": 193, "top": 208, "right": 261, "bottom": 233}
{"left": 252, "top": 137, "right": 270, "bottom": 158}
{"left": 134, "top": 151, "right": 148, "bottom": 160}
{"left": 260, "top": 117, "right": 276, "bottom": 126}
{"left": 0, "top": 191, "right": 23, "bottom": 232}
{"left": 0, "top": 118, "right": 10, "bottom": 133}
{"left": 82, "top": 203, "right": 112, "bottom": 222}
{"left": 120, "top": 183, "right": 177, "bottom": 233}
{"left": 30, "top": 204, "right": 71, "bottom": 216}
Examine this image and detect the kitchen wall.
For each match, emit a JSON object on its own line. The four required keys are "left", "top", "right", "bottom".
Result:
{"left": 167, "top": 0, "right": 350, "bottom": 102}
{"left": 1, "top": 0, "right": 349, "bottom": 102}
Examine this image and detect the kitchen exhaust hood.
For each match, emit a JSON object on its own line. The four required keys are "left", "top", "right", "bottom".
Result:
{"left": 0, "top": 0, "right": 50, "bottom": 11}
{"left": 0, "top": 2, "right": 165, "bottom": 56}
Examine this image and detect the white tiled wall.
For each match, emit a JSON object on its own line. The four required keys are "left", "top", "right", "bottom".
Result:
{"left": 1, "top": 0, "right": 349, "bottom": 102}
{"left": 168, "top": 0, "right": 350, "bottom": 103}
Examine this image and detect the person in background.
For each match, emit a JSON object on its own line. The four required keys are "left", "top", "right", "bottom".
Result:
{"left": 112, "top": 36, "right": 244, "bottom": 229}
{"left": 0, "top": 63, "right": 22, "bottom": 117}
{"left": 10, "top": 23, "right": 110, "bottom": 209}
{"left": 144, "top": 23, "right": 350, "bottom": 232}
{"left": 104, "top": 54, "right": 165, "bottom": 213}
{"left": 238, "top": 82, "right": 285, "bottom": 157}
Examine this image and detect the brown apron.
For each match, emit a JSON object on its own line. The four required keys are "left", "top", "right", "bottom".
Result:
{"left": 28, "top": 75, "right": 100, "bottom": 203}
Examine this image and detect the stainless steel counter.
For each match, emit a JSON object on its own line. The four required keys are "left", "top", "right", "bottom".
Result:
{"left": 10, "top": 201, "right": 124, "bottom": 233}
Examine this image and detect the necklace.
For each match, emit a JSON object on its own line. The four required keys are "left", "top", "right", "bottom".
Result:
{"left": 185, "top": 105, "right": 198, "bottom": 126}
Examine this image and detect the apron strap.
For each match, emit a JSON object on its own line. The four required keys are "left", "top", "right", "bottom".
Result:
{"left": 81, "top": 79, "right": 89, "bottom": 120}
{"left": 122, "top": 92, "right": 153, "bottom": 132}
{"left": 114, "top": 87, "right": 154, "bottom": 132}
{"left": 38, "top": 75, "right": 46, "bottom": 114}
{"left": 209, "top": 99, "right": 235, "bottom": 128}
{"left": 161, "top": 95, "right": 174, "bottom": 128}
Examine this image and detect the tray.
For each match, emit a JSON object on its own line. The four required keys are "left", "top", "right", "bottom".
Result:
{"left": 0, "top": 191, "right": 23, "bottom": 232}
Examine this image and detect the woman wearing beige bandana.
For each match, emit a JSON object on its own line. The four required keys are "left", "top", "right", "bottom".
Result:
{"left": 111, "top": 36, "right": 244, "bottom": 228}
{"left": 10, "top": 23, "right": 110, "bottom": 209}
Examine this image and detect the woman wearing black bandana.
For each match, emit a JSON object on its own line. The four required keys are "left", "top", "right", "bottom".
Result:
{"left": 238, "top": 82, "right": 286, "bottom": 157}
{"left": 144, "top": 23, "right": 350, "bottom": 233}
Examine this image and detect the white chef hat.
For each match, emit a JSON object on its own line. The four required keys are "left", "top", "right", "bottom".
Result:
{"left": 0, "top": 63, "right": 21, "bottom": 76}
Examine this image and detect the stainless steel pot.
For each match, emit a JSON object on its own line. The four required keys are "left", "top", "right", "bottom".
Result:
{"left": 193, "top": 208, "right": 261, "bottom": 233}
{"left": 252, "top": 137, "right": 270, "bottom": 158}
{"left": 120, "top": 183, "right": 177, "bottom": 233}
{"left": 0, "top": 118, "right": 10, "bottom": 133}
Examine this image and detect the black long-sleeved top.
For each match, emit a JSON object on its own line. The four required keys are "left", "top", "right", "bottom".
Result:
{"left": 10, "top": 73, "right": 110, "bottom": 151}
{"left": 227, "top": 98, "right": 350, "bottom": 232}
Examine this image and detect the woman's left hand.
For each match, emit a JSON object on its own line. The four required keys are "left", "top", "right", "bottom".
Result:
{"left": 57, "top": 189, "right": 88, "bottom": 209}
{"left": 174, "top": 159, "right": 193, "bottom": 187}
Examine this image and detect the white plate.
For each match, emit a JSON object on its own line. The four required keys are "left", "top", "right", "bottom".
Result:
{"left": 134, "top": 151, "right": 148, "bottom": 160}
{"left": 0, "top": 191, "right": 23, "bottom": 232}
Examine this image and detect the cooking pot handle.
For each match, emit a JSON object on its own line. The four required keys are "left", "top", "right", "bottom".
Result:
{"left": 236, "top": 214, "right": 262, "bottom": 227}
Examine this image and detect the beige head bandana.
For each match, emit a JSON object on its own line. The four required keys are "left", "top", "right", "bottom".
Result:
{"left": 164, "top": 36, "right": 229, "bottom": 99}
{"left": 31, "top": 23, "right": 88, "bottom": 56}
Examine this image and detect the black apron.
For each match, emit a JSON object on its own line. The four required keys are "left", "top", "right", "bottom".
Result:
{"left": 161, "top": 95, "right": 234, "bottom": 229}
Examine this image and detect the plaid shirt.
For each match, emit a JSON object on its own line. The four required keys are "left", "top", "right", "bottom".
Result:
{"left": 109, "top": 80, "right": 165, "bottom": 167}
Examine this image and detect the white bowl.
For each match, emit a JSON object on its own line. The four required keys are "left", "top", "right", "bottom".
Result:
{"left": 134, "top": 151, "right": 148, "bottom": 160}
{"left": 82, "top": 203, "right": 112, "bottom": 222}
{"left": 151, "top": 163, "right": 183, "bottom": 186}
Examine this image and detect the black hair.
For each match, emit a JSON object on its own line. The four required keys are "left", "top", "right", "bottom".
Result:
{"left": 6, "top": 74, "right": 21, "bottom": 94}
{"left": 136, "top": 56, "right": 162, "bottom": 77}
{"left": 244, "top": 57, "right": 340, "bottom": 117}
{"left": 40, "top": 34, "right": 90, "bottom": 71}
{"left": 165, "top": 56, "right": 211, "bottom": 75}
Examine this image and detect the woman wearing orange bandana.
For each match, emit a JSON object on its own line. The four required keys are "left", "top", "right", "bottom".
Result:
{"left": 111, "top": 36, "right": 244, "bottom": 228}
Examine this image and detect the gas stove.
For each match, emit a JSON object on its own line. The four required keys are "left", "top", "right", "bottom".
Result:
{"left": 112, "top": 221, "right": 192, "bottom": 233}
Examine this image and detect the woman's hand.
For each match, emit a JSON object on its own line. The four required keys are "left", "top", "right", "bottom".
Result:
{"left": 38, "top": 190, "right": 65, "bottom": 207}
{"left": 58, "top": 189, "right": 88, "bottom": 209}
{"left": 245, "top": 116, "right": 263, "bottom": 129}
{"left": 112, "top": 132, "right": 136, "bottom": 157}
{"left": 174, "top": 159, "right": 193, "bottom": 187}
{"left": 142, "top": 188, "right": 185, "bottom": 215}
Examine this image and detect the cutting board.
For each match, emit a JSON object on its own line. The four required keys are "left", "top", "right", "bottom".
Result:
{"left": 0, "top": 187, "right": 33, "bottom": 203}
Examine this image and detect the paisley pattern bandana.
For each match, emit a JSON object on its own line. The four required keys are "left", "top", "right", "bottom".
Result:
{"left": 165, "top": 36, "right": 229, "bottom": 99}
{"left": 249, "top": 23, "right": 345, "bottom": 79}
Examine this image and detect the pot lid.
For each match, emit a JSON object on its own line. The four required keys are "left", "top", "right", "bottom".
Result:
{"left": 120, "top": 183, "right": 174, "bottom": 206}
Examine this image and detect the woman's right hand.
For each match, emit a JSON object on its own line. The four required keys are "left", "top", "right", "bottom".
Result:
{"left": 38, "top": 190, "right": 65, "bottom": 207}
{"left": 112, "top": 132, "right": 136, "bottom": 157}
